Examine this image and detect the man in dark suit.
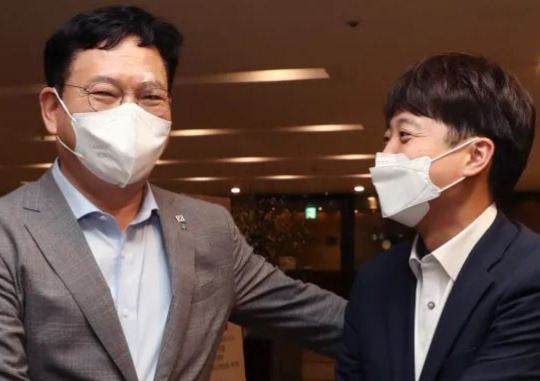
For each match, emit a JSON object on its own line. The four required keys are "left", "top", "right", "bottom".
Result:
{"left": 337, "top": 53, "right": 540, "bottom": 381}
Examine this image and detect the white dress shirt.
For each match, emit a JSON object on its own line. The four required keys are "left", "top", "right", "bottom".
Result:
{"left": 409, "top": 204, "right": 497, "bottom": 381}
{"left": 52, "top": 161, "right": 171, "bottom": 381}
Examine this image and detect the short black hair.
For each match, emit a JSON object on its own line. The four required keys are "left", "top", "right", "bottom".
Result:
{"left": 44, "top": 5, "right": 182, "bottom": 93}
{"left": 384, "top": 52, "right": 536, "bottom": 201}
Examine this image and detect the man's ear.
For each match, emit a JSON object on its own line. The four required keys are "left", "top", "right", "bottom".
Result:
{"left": 463, "top": 137, "right": 495, "bottom": 177}
{"left": 39, "top": 87, "right": 61, "bottom": 135}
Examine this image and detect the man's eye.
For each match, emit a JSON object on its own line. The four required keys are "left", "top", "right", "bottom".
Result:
{"left": 399, "top": 131, "right": 412, "bottom": 139}
{"left": 142, "top": 94, "right": 166, "bottom": 101}
{"left": 91, "top": 91, "right": 116, "bottom": 98}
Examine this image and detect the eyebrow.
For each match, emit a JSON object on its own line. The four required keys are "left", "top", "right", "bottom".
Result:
{"left": 87, "top": 76, "right": 167, "bottom": 91}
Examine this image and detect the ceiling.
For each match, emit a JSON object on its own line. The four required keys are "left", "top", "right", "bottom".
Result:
{"left": 0, "top": 0, "right": 539, "bottom": 196}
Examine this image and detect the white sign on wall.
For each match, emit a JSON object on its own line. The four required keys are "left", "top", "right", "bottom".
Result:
{"left": 210, "top": 323, "right": 246, "bottom": 381}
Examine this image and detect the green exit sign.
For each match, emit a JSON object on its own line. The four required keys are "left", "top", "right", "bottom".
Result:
{"left": 305, "top": 206, "right": 317, "bottom": 220}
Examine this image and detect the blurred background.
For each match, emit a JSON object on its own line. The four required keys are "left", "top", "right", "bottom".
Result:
{"left": 1, "top": 1, "right": 539, "bottom": 380}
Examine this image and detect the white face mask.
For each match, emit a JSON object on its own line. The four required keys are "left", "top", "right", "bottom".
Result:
{"left": 53, "top": 88, "right": 171, "bottom": 187}
{"left": 369, "top": 138, "right": 477, "bottom": 227}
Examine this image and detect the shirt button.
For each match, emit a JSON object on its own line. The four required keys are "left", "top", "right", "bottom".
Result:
{"left": 121, "top": 308, "right": 130, "bottom": 318}
{"left": 427, "top": 301, "right": 436, "bottom": 310}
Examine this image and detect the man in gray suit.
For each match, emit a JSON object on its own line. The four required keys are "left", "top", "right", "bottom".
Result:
{"left": 0, "top": 5, "right": 346, "bottom": 381}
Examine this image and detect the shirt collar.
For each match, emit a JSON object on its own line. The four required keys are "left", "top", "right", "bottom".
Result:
{"left": 51, "top": 160, "right": 158, "bottom": 223}
{"left": 409, "top": 203, "right": 498, "bottom": 281}
{"left": 132, "top": 183, "right": 159, "bottom": 225}
{"left": 409, "top": 236, "right": 424, "bottom": 279}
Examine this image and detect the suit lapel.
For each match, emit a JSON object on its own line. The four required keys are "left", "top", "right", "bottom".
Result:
{"left": 23, "top": 171, "right": 138, "bottom": 381}
{"left": 152, "top": 188, "right": 195, "bottom": 381}
{"left": 419, "top": 213, "right": 518, "bottom": 381}
{"left": 386, "top": 242, "right": 417, "bottom": 381}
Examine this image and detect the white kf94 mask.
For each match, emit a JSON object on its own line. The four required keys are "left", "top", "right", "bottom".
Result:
{"left": 369, "top": 138, "right": 477, "bottom": 227}
{"left": 53, "top": 88, "right": 171, "bottom": 188}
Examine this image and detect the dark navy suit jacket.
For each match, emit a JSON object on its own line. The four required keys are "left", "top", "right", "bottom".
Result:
{"left": 337, "top": 213, "right": 540, "bottom": 381}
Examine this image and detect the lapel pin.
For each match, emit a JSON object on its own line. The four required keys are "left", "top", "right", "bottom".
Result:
{"left": 175, "top": 214, "right": 188, "bottom": 230}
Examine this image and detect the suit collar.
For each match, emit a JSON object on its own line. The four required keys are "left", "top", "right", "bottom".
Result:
{"left": 386, "top": 241, "right": 417, "bottom": 381}
{"left": 25, "top": 173, "right": 203, "bottom": 381}
{"left": 50, "top": 160, "right": 98, "bottom": 219}
{"left": 150, "top": 185, "right": 196, "bottom": 381}
{"left": 22, "top": 170, "right": 139, "bottom": 381}
{"left": 419, "top": 212, "right": 518, "bottom": 381}
{"left": 385, "top": 212, "right": 518, "bottom": 381}
{"left": 23, "top": 173, "right": 200, "bottom": 381}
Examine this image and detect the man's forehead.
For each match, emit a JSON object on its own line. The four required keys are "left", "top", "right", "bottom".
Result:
{"left": 392, "top": 115, "right": 423, "bottom": 129}
{"left": 66, "top": 39, "right": 167, "bottom": 86}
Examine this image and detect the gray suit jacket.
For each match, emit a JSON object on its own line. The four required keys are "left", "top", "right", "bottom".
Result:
{"left": 0, "top": 170, "right": 346, "bottom": 381}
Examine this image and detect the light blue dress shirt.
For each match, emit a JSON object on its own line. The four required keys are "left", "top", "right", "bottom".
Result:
{"left": 52, "top": 161, "right": 171, "bottom": 381}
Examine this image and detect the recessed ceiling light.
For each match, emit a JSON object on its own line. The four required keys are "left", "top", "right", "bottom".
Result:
{"left": 175, "top": 68, "right": 330, "bottom": 85}
{"left": 218, "top": 157, "right": 279, "bottom": 164}
{"left": 156, "top": 159, "right": 189, "bottom": 165}
{"left": 148, "top": 174, "right": 372, "bottom": 183}
{"left": 348, "top": 174, "right": 372, "bottom": 179}
{"left": 231, "top": 187, "right": 241, "bottom": 194}
{"left": 156, "top": 155, "right": 375, "bottom": 165}
{"left": 279, "top": 124, "right": 363, "bottom": 133}
{"left": 318, "top": 207, "right": 323, "bottom": 211}
{"left": 0, "top": 162, "right": 54, "bottom": 170}
{"left": 354, "top": 185, "right": 365, "bottom": 193}
{"left": 0, "top": 68, "right": 330, "bottom": 96}
{"left": 168, "top": 124, "right": 364, "bottom": 138}
{"left": 258, "top": 175, "right": 310, "bottom": 180}
{"left": 168, "top": 129, "right": 240, "bottom": 137}
{"left": 177, "top": 177, "right": 225, "bottom": 182}
{"left": 325, "top": 154, "right": 375, "bottom": 160}
{"left": 0, "top": 67, "right": 330, "bottom": 96}
{"left": 30, "top": 135, "right": 56, "bottom": 142}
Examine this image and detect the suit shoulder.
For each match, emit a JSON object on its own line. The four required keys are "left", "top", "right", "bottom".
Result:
{"left": 181, "top": 194, "right": 228, "bottom": 214}
{"left": 514, "top": 222, "right": 540, "bottom": 245}
{"left": 346, "top": 241, "right": 414, "bottom": 308}
{"left": 0, "top": 182, "right": 39, "bottom": 222}
{"left": 360, "top": 241, "right": 412, "bottom": 270}
{"left": 503, "top": 222, "right": 540, "bottom": 270}
{"left": 0, "top": 182, "right": 36, "bottom": 210}
{"left": 478, "top": 219, "right": 540, "bottom": 300}
{"left": 354, "top": 241, "right": 413, "bottom": 284}
{"left": 500, "top": 221, "right": 540, "bottom": 263}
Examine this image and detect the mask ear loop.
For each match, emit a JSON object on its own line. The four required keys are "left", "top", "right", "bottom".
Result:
{"left": 432, "top": 137, "right": 478, "bottom": 192}
{"left": 52, "top": 88, "right": 75, "bottom": 122}
{"left": 52, "top": 88, "right": 83, "bottom": 158}
{"left": 431, "top": 137, "right": 478, "bottom": 162}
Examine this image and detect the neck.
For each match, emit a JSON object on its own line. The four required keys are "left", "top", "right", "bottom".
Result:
{"left": 416, "top": 182, "right": 493, "bottom": 252}
{"left": 58, "top": 157, "right": 145, "bottom": 231}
